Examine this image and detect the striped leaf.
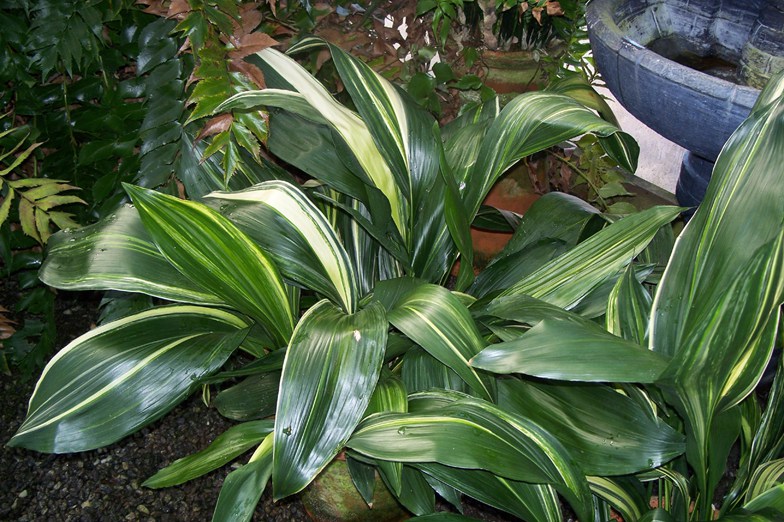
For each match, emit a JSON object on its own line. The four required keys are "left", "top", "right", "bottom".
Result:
{"left": 212, "top": 433, "right": 274, "bottom": 522}
{"left": 144, "top": 420, "right": 274, "bottom": 488}
{"left": 348, "top": 391, "right": 593, "bottom": 521}
{"left": 206, "top": 181, "right": 358, "bottom": 313}
{"left": 39, "top": 204, "right": 222, "bottom": 305}
{"left": 225, "top": 47, "right": 407, "bottom": 240}
{"left": 124, "top": 184, "right": 293, "bottom": 346}
{"left": 588, "top": 476, "right": 648, "bottom": 522}
{"left": 387, "top": 283, "right": 494, "bottom": 402}
{"left": 606, "top": 264, "right": 653, "bottom": 345}
{"left": 273, "top": 301, "right": 387, "bottom": 499}
{"left": 419, "top": 464, "right": 562, "bottom": 522}
{"left": 499, "top": 205, "right": 682, "bottom": 310}
{"left": 472, "top": 317, "right": 670, "bottom": 383}
{"left": 8, "top": 306, "right": 249, "bottom": 453}
{"left": 647, "top": 75, "right": 784, "bottom": 512}
{"left": 497, "top": 380, "right": 684, "bottom": 475}
{"left": 464, "top": 92, "right": 639, "bottom": 218}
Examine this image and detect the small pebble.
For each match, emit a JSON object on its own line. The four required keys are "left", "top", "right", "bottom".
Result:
{"left": 19, "top": 489, "right": 28, "bottom": 498}
{"left": 138, "top": 504, "right": 150, "bottom": 515}
{"left": 82, "top": 500, "right": 92, "bottom": 508}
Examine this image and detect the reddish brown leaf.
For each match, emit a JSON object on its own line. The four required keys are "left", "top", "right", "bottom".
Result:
{"left": 228, "top": 32, "right": 279, "bottom": 60}
{"left": 230, "top": 61, "right": 266, "bottom": 88}
{"left": 196, "top": 114, "right": 234, "bottom": 142}
{"left": 167, "top": 0, "right": 191, "bottom": 19}
{"left": 532, "top": 6, "right": 544, "bottom": 24}
{"left": 136, "top": 0, "right": 167, "bottom": 16}
{"left": 238, "top": 6, "right": 262, "bottom": 35}
{"left": 519, "top": 2, "right": 529, "bottom": 14}
{"left": 546, "top": 1, "right": 564, "bottom": 16}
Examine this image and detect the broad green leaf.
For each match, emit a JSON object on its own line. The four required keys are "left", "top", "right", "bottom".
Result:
{"left": 588, "top": 476, "right": 648, "bottom": 522}
{"left": 464, "top": 92, "right": 639, "bottom": 219}
{"left": 606, "top": 263, "right": 653, "bottom": 345}
{"left": 500, "top": 205, "right": 682, "bottom": 310}
{"left": 364, "top": 372, "right": 408, "bottom": 495}
{"left": 472, "top": 318, "right": 670, "bottom": 383}
{"left": 273, "top": 301, "right": 388, "bottom": 499}
{"left": 9, "top": 306, "right": 249, "bottom": 453}
{"left": 206, "top": 181, "right": 358, "bottom": 313}
{"left": 401, "top": 348, "right": 471, "bottom": 395}
{"left": 493, "top": 191, "right": 603, "bottom": 260}
{"left": 226, "top": 48, "right": 407, "bottom": 239}
{"left": 349, "top": 391, "right": 593, "bottom": 521}
{"left": 497, "top": 380, "right": 684, "bottom": 475}
{"left": 143, "top": 420, "right": 274, "bottom": 488}
{"left": 648, "top": 77, "right": 784, "bottom": 506}
{"left": 124, "top": 184, "right": 293, "bottom": 345}
{"left": 212, "top": 433, "right": 274, "bottom": 522}
{"left": 419, "top": 464, "right": 562, "bottom": 522}
{"left": 395, "top": 466, "right": 436, "bottom": 516}
{"left": 213, "top": 372, "right": 280, "bottom": 421}
{"left": 387, "top": 283, "right": 494, "bottom": 401}
{"left": 39, "top": 204, "right": 223, "bottom": 305}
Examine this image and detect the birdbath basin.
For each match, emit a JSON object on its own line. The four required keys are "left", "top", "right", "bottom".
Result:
{"left": 586, "top": 0, "right": 784, "bottom": 208}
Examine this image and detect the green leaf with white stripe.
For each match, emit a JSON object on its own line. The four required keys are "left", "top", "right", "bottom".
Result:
{"left": 497, "top": 379, "right": 684, "bottom": 475}
{"left": 419, "top": 464, "right": 562, "bottom": 522}
{"left": 463, "top": 92, "right": 639, "bottom": 218}
{"left": 39, "top": 204, "right": 222, "bottom": 305}
{"left": 499, "top": 205, "right": 682, "bottom": 310}
{"left": 212, "top": 433, "right": 274, "bottom": 522}
{"left": 607, "top": 263, "right": 652, "bottom": 345}
{"left": 9, "top": 306, "right": 249, "bottom": 453}
{"left": 144, "top": 420, "right": 274, "bottom": 488}
{"left": 387, "top": 283, "right": 494, "bottom": 402}
{"left": 205, "top": 181, "right": 358, "bottom": 313}
{"left": 472, "top": 317, "right": 670, "bottom": 383}
{"left": 273, "top": 301, "right": 387, "bottom": 499}
{"left": 348, "top": 391, "right": 593, "bottom": 521}
{"left": 224, "top": 47, "right": 407, "bottom": 240}
{"left": 124, "top": 184, "right": 293, "bottom": 346}
{"left": 588, "top": 476, "right": 648, "bottom": 522}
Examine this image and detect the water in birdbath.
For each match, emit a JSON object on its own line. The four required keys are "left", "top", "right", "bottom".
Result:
{"left": 648, "top": 35, "right": 741, "bottom": 84}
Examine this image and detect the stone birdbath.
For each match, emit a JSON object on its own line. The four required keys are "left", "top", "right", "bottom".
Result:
{"left": 586, "top": 0, "right": 784, "bottom": 208}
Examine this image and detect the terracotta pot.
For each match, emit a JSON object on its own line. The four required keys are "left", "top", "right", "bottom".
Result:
{"left": 300, "top": 459, "right": 409, "bottom": 522}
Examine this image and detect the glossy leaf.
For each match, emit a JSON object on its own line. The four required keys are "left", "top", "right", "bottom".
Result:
{"left": 497, "top": 379, "right": 684, "bottom": 474}
{"left": 212, "top": 433, "right": 274, "bottom": 522}
{"left": 224, "top": 47, "right": 407, "bottom": 239}
{"left": 419, "top": 464, "right": 562, "bottom": 522}
{"left": 499, "top": 205, "right": 682, "bottom": 310}
{"left": 124, "top": 184, "right": 293, "bottom": 345}
{"left": 606, "top": 263, "right": 652, "bottom": 345}
{"left": 472, "top": 317, "right": 670, "bottom": 383}
{"left": 273, "top": 301, "right": 387, "bottom": 499}
{"left": 464, "top": 92, "right": 639, "bottom": 218}
{"left": 388, "top": 283, "right": 494, "bottom": 401}
{"left": 649, "top": 77, "right": 784, "bottom": 512}
{"left": 9, "top": 306, "right": 249, "bottom": 453}
{"left": 39, "top": 204, "right": 223, "bottom": 305}
{"left": 213, "top": 372, "right": 280, "bottom": 421}
{"left": 206, "top": 181, "right": 358, "bottom": 312}
{"left": 144, "top": 420, "right": 274, "bottom": 488}
{"left": 348, "top": 391, "right": 593, "bottom": 521}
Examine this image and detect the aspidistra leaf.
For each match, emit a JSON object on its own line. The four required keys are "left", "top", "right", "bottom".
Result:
{"left": 273, "top": 301, "right": 388, "bottom": 499}
{"left": 9, "top": 306, "right": 249, "bottom": 453}
{"left": 144, "top": 420, "right": 274, "bottom": 488}
{"left": 124, "top": 184, "right": 293, "bottom": 345}
{"left": 39, "top": 204, "right": 223, "bottom": 305}
{"left": 205, "top": 181, "right": 358, "bottom": 313}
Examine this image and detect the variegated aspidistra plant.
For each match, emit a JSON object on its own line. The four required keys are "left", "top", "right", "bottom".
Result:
{"left": 9, "top": 36, "right": 784, "bottom": 521}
